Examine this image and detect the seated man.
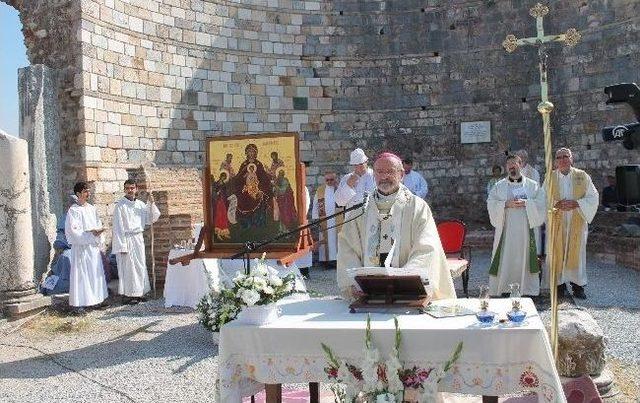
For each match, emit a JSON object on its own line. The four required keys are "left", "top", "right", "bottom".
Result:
{"left": 337, "top": 153, "right": 456, "bottom": 301}
{"left": 41, "top": 216, "right": 72, "bottom": 295}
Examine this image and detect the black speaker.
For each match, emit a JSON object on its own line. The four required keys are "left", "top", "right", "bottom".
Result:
{"left": 616, "top": 165, "right": 640, "bottom": 205}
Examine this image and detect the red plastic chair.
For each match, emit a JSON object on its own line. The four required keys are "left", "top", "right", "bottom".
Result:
{"left": 436, "top": 220, "right": 470, "bottom": 297}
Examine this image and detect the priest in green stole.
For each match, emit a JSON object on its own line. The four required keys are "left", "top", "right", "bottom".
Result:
{"left": 545, "top": 148, "right": 598, "bottom": 299}
{"left": 487, "top": 155, "right": 546, "bottom": 296}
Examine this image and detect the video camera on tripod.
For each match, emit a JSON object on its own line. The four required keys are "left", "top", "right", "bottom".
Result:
{"left": 601, "top": 83, "right": 640, "bottom": 208}
{"left": 601, "top": 83, "right": 640, "bottom": 150}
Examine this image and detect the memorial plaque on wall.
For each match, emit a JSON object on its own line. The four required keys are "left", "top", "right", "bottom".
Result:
{"left": 460, "top": 121, "right": 491, "bottom": 144}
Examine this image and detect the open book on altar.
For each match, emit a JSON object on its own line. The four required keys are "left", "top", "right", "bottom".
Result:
{"left": 347, "top": 267, "right": 433, "bottom": 313}
{"left": 346, "top": 266, "right": 428, "bottom": 282}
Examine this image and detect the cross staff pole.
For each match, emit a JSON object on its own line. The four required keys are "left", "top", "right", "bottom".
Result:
{"left": 502, "top": 2, "right": 581, "bottom": 363}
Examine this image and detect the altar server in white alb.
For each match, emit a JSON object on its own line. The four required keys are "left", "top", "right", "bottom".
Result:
{"left": 335, "top": 148, "right": 376, "bottom": 209}
{"left": 65, "top": 182, "right": 108, "bottom": 313}
{"left": 487, "top": 155, "right": 546, "bottom": 296}
{"left": 337, "top": 153, "right": 456, "bottom": 301}
{"left": 312, "top": 170, "right": 340, "bottom": 268}
{"left": 401, "top": 158, "right": 428, "bottom": 199}
{"left": 112, "top": 179, "right": 161, "bottom": 303}
{"left": 546, "top": 148, "right": 598, "bottom": 299}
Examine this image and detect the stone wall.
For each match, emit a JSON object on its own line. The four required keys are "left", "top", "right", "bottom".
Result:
{"left": 6, "top": 0, "right": 640, "bottom": 250}
{"left": 589, "top": 211, "right": 640, "bottom": 271}
{"left": 136, "top": 166, "right": 203, "bottom": 288}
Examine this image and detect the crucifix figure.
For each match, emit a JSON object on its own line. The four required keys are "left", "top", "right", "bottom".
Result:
{"left": 502, "top": 2, "right": 581, "bottom": 363}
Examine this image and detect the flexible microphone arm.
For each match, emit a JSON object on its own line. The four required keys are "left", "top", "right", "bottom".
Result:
{"left": 228, "top": 193, "right": 370, "bottom": 260}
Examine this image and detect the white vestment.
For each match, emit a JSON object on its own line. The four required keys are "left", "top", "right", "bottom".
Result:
{"left": 402, "top": 170, "right": 428, "bottom": 199}
{"left": 545, "top": 169, "right": 598, "bottom": 287}
{"left": 334, "top": 167, "right": 376, "bottom": 208}
{"left": 65, "top": 203, "right": 108, "bottom": 307}
{"left": 521, "top": 164, "right": 543, "bottom": 254}
{"left": 312, "top": 185, "right": 338, "bottom": 261}
{"left": 112, "top": 197, "right": 161, "bottom": 297}
{"left": 337, "top": 184, "right": 456, "bottom": 301}
{"left": 487, "top": 178, "right": 546, "bottom": 296}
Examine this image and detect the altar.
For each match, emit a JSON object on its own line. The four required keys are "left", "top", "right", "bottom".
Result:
{"left": 218, "top": 298, "right": 565, "bottom": 402}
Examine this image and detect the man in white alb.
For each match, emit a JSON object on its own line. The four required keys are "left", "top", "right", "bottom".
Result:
{"left": 401, "top": 158, "right": 428, "bottom": 199}
{"left": 545, "top": 148, "right": 598, "bottom": 299}
{"left": 112, "top": 179, "right": 161, "bottom": 304}
{"left": 65, "top": 182, "right": 109, "bottom": 314}
{"left": 487, "top": 155, "right": 546, "bottom": 296}
{"left": 335, "top": 148, "right": 376, "bottom": 209}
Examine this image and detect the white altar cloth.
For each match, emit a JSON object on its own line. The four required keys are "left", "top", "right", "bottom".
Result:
{"left": 163, "top": 249, "right": 307, "bottom": 308}
{"left": 219, "top": 298, "right": 565, "bottom": 402}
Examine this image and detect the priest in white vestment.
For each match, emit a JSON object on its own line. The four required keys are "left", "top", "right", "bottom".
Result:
{"left": 335, "top": 148, "right": 376, "bottom": 208}
{"left": 545, "top": 148, "right": 598, "bottom": 299}
{"left": 487, "top": 155, "right": 546, "bottom": 296}
{"left": 112, "top": 180, "right": 161, "bottom": 302}
{"left": 401, "top": 158, "right": 428, "bottom": 199}
{"left": 312, "top": 171, "right": 339, "bottom": 268}
{"left": 65, "top": 182, "right": 108, "bottom": 311}
{"left": 516, "top": 149, "right": 542, "bottom": 254}
{"left": 337, "top": 153, "right": 456, "bottom": 301}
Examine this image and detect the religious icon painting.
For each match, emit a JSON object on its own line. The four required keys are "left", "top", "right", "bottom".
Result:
{"left": 204, "top": 133, "right": 303, "bottom": 253}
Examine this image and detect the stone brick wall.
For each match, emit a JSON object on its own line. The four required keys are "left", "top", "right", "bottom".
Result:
{"left": 136, "top": 166, "right": 203, "bottom": 288}
{"left": 305, "top": 0, "right": 640, "bottom": 225}
{"left": 7, "top": 0, "right": 640, "bottom": 262}
{"left": 589, "top": 211, "right": 640, "bottom": 271}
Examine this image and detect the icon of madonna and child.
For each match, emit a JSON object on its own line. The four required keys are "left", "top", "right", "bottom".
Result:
{"left": 211, "top": 143, "right": 300, "bottom": 244}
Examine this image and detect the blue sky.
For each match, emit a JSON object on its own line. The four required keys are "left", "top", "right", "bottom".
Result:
{"left": 0, "top": 4, "right": 28, "bottom": 137}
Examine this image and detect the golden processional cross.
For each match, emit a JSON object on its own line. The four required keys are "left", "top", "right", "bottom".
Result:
{"left": 502, "top": 2, "right": 581, "bottom": 363}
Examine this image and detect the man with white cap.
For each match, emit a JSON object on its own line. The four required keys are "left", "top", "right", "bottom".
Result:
{"left": 335, "top": 148, "right": 376, "bottom": 208}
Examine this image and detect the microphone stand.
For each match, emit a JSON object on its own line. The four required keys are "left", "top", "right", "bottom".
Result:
{"left": 229, "top": 196, "right": 369, "bottom": 275}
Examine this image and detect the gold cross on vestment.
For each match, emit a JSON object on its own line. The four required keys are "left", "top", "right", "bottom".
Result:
{"left": 502, "top": 2, "right": 582, "bottom": 366}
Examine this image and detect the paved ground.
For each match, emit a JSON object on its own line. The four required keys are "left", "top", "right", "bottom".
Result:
{"left": 1, "top": 251, "right": 638, "bottom": 402}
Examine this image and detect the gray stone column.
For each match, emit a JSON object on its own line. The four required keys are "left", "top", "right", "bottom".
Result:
{"left": 0, "top": 131, "right": 49, "bottom": 316}
{"left": 18, "top": 64, "right": 63, "bottom": 279}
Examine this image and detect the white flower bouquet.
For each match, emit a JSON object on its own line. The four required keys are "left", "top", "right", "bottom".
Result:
{"left": 322, "top": 316, "right": 463, "bottom": 403}
{"left": 197, "top": 254, "right": 297, "bottom": 332}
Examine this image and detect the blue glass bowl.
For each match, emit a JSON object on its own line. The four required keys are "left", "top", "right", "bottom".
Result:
{"left": 476, "top": 310, "right": 496, "bottom": 323}
{"left": 507, "top": 310, "right": 527, "bottom": 323}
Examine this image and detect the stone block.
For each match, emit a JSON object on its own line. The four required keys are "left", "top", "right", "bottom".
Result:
{"left": 290, "top": 95, "right": 308, "bottom": 110}
{"left": 556, "top": 309, "right": 606, "bottom": 377}
{"left": 3, "top": 294, "right": 51, "bottom": 317}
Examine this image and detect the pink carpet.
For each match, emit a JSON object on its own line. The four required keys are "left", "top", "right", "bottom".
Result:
{"left": 502, "top": 374, "right": 602, "bottom": 403}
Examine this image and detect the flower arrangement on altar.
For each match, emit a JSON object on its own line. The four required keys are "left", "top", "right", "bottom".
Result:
{"left": 196, "top": 254, "right": 297, "bottom": 332}
{"left": 321, "top": 316, "right": 463, "bottom": 403}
